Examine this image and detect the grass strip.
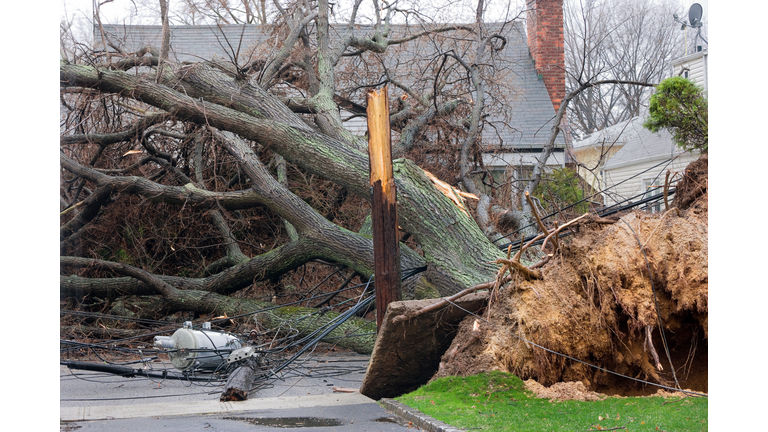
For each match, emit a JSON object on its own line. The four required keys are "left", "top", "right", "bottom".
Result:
{"left": 396, "top": 371, "right": 707, "bottom": 431}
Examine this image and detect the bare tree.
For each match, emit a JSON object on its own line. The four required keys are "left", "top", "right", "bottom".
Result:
{"left": 564, "top": 0, "right": 685, "bottom": 137}
{"left": 173, "top": 0, "right": 275, "bottom": 24}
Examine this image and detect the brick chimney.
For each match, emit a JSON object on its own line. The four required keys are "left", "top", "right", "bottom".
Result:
{"left": 526, "top": 0, "right": 565, "bottom": 113}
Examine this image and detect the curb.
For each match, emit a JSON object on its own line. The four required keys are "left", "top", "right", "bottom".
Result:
{"left": 380, "top": 399, "right": 465, "bottom": 432}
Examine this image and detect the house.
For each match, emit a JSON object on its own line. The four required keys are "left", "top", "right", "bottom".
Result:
{"left": 598, "top": 116, "right": 700, "bottom": 212}
{"left": 571, "top": 121, "right": 632, "bottom": 198}
{"left": 480, "top": 0, "right": 569, "bottom": 183}
{"left": 95, "top": 0, "right": 568, "bottom": 184}
{"left": 573, "top": 42, "right": 707, "bottom": 212}
{"left": 671, "top": 47, "right": 708, "bottom": 92}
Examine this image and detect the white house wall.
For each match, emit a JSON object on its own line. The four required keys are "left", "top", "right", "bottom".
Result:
{"left": 482, "top": 151, "right": 566, "bottom": 170}
{"left": 601, "top": 151, "right": 699, "bottom": 208}
{"left": 340, "top": 109, "right": 368, "bottom": 136}
{"left": 672, "top": 50, "right": 708, "bottom": 92}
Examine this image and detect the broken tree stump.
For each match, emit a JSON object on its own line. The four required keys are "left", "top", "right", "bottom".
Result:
{"left": 220, "top": 365, "right": 257, "bottom": 402}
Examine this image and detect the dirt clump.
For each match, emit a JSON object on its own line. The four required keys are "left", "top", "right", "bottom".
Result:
{"left": 671, "top": 153, "right": 707, "bottom": 212}
{"left": 524, "top": 379, "right": 606, "bottom": 402}
{"left": 435, "top": 155, "right": 708, "bottom": 397}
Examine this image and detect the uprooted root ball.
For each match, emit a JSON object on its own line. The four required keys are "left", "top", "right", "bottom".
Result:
{"left": 435, "top": 156, "right": 708, "bottom": 397}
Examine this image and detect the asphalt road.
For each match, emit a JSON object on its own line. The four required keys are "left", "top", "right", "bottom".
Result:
{"left": 60, "top": 351, "right": 431, "bottom": 431}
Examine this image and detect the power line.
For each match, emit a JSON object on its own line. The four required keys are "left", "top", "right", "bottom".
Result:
{"left": 493, "top": 155, "right": 683, "bottom": 248}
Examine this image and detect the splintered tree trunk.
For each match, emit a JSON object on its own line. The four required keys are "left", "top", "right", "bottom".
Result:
{"left": 367, "top": 87, "right": 401, "bottom": 331}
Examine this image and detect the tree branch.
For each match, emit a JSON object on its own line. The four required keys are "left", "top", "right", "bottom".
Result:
{"left": 61, "top": 62, "right": 501, "bottom": 291}
{"left": 60, "top": 152, "right": 267, "bottom": 211}
{"left": 61, "top": 256, "right": 178, "bottom": 299}
{"left": 61, "top": 113, "right": 170, "bottom": 146}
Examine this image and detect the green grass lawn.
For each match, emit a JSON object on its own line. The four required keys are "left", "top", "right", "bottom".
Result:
{"left": 396, "top": 371, "right": 707, "bottom": 431}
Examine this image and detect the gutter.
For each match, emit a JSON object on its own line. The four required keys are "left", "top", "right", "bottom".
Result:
{"left": 603, "top": 151, "right": 690, "bottom": 171}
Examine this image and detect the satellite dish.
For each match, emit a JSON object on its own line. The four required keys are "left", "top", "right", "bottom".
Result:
{"left": 688, "top": 3, "right": 703, "bottom": 28}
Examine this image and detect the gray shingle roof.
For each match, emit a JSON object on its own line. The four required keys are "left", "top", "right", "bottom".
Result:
{"left": 99, "top": 21, "right": 562, "bottom": 150}
{"left": 598, "top": 117, "right": 683, "bottom": 170}
{"left": 484, "top": 22, "right": 564, "bottom": 149}
{"left": 99, "top": 24, "right": 274, "bottom": 63}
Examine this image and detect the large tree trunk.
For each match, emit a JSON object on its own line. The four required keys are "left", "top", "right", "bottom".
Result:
{"left": 60, "top": 62, "right": 503, "bottom": 295}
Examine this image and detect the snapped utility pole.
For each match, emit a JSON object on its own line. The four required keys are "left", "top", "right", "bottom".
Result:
{"left": 367, "top": 86, "right": 401, "bottom": 332}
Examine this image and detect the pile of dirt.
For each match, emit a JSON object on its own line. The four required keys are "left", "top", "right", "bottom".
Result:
{"left": 434, "top": 155, "right": 708, "bottom": 397}
{"left": 524, "top": 379, "right": 607, "bottom": 402}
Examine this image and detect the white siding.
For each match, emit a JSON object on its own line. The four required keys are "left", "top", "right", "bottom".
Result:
{"left": 340, "top": 109, "right": 368, "bottom": 136}
{"left": 602, "top": 152, "right": 700, "bottom": 208}
{"left": 672, "top": 50, "right": 708, "bottom": 92}
{"left": 482, "top": 151, "right": 566, "bottom": 170}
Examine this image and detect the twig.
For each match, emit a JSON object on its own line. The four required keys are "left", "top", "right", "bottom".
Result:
{"left": 532, "top": 213, "right": 590, "bottom": 269}
{"left": 525, "top": 191, "right": 550, "bottom": 238}
{"left": 586, "top": 426, "right": 627, "bottom": 431}
{"left": 541, "top": 213, "right": 590, "bottom": 253}
{"left": 587, "top": 216, "right": 618, "bottom": 224}
{"left": 486, "top": 263, "right": 509, "bottom": 318}
{"left": 486, "top": 244, "right": 516, "bottom": 313}
{"left": 662, "top": 396, "right": 689, "bottom": 405}
{"left": 60, "top": 200, "right": 86, "bottom": 216}
{"left": 546, "top": 187, "right": 577, "bottom": 237}
{"left": 512, "top": 232, "right": 546, "bottom": 262}
{"left": 529, "top": 254, "right": 551, "bottom": 270}
{"left": 116, "top": 101, "right": 149, "bottom": 115}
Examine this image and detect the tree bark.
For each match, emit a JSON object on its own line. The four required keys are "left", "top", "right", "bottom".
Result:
{"left": 60, "top": 63, "right": 503, "bottom": 294}
{"left": 220, "top": 365, "right": 257, "bottom": 401}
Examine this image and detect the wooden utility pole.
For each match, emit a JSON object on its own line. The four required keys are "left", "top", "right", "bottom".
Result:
{"left": 366, "top": 86, "right": 401, "bottom": 332}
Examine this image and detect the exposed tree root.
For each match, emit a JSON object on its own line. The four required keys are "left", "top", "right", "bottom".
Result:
{"left": 434, "top": 156, "right": 708, "bottom": 396}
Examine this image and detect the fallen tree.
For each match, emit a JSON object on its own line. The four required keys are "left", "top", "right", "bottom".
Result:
{"left": 61, "top": 256, "right": 378, "bottom": 353}
{"left": 60, "top": 60, "right": 502, "bottom": 297}
{"left": 60, "top": 1, "right": 512, "bottom": 350}
{"left": 434, "top": 155, "right": 709, "bottom": 395}
{"left": 59, "top": 0, "right": 676, "bottom": 367}
{"left": 61, "top": 0, "right": 557, "bottom": 346}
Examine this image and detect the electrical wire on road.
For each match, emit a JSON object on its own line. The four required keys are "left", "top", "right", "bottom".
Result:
{"left": 61, "top": 269, "right": 426, "bottom": 401}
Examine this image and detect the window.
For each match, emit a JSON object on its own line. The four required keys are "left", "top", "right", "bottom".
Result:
{"left": 642, "top": 178, "right": 663, "bottom": 213}
{"left": 514, "top": 166, "right": 534, "bottom": 181}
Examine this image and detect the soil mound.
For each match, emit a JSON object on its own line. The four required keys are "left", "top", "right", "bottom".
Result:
{"left": 435, "top": 155, "right": 708, "bottom": 396}
{"left": 524, "top": 379, "right": 607, "bottom": 402}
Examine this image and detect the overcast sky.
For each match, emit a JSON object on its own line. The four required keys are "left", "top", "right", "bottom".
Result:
{"left": 61, "top": 0, "right": 708, "bottom": 28}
